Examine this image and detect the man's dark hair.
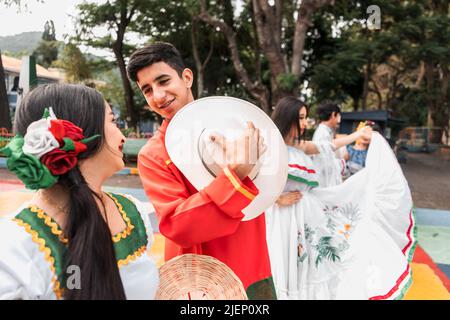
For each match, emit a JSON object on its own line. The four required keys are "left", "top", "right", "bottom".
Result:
{"left": 317, "top": 100, "right": 341, "bottom": 121}
{"left": 127, "top": 42, "right": 185, "bottom": 82}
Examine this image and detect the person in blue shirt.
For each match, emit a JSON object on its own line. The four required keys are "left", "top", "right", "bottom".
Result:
{"left": 344, "top": 121, "right": 376, "bottom": 176}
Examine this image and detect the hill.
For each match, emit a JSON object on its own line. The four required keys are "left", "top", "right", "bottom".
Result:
{"left": 0, "top": 31, "right": 42, "bottom": 54}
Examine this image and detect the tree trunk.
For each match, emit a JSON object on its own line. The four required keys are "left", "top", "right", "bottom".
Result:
{"left": 0, "top": 52, "right": 12, "bottom": 131}
{"left": 252, "top": 0, "right": 287, "bottom": 100}
{"left": 361, "top": 59, "right": 372, "bottom": 110}
{"left": 191, "top": 18, "right": 214, "bottom": 98}
{"left": 352, "top": 97, "right": 359, "bottom": 111}
{"left": 425, "top": 61, "right": 449, "bottom": 143}
{"left": 113, "top": 43, "right": 137, "bottom": 129}
{"left": 191, "top": 20, "right": 204, "bottom": 98}
{"left": 292, "top": 0, "right": 334, "bottom": 78}
{"left": 198, "top": 0, "right": 271, "bottom": 114}
{"left": 112, "top": 4, "right": 137, "bottom": 130}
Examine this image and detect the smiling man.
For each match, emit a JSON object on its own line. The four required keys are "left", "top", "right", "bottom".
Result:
{"left": 126, "top": 42, "right": 276, "bottom": 299}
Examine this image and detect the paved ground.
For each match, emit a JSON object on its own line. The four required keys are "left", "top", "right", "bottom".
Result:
{"left": 400, "top": 150, "right": 450, "bottom": 210}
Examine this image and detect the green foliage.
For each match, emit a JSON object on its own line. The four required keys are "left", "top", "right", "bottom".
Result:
{"left": 58, "top": 0, "right": 448, "bottom": 129}
{"left": 1, "top": 0, "right": 43, "bottom": 9}
{"left": 42, "top": 20, "right": 56, "bottom": 41}
{"left": 52, "top": 43, "right": 91, "bottom": 83}
{"left": 314, "top": 236, "right": 341, "bottom": 268}
{"left": 32, "top": 20, "right": 59, "bottom": 68}
{"left": 33, "top": 40, "right": 59, "bottom": 68}
{"left": 276, "top": 73, "right": 300, "bottom": 92}
{"left": 96, "top": 69, "right": 125, "bottom": 111}
{"left": 305, "top": 0, "right": 449, "bottom": 129}
{"left": 393, "top": 87, "right": 428, "bottom": 126}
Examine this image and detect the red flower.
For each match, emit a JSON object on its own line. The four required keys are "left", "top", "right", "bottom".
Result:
{"left": 41, "top": 148, "right": 79, "bottom": 176}
{"left": 49, "top": 119, "right": 84, "bottom": 144}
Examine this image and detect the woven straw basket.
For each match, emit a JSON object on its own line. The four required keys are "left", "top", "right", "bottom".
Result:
{"left": 155, "top": 254, "right": 248, "bottom": 300}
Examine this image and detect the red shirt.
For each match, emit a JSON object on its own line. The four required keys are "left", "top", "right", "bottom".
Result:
{"left": 138, "top": 120, "right": 275, "bottom": 298}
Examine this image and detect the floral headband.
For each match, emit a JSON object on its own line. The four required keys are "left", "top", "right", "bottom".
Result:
{"left": 0, "top": 108, "right": 99, "bottom": 190}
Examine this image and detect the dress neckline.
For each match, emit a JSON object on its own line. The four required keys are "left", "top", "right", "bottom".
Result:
{"left": 22, "top": 192, "right": 134, "bottom": 243}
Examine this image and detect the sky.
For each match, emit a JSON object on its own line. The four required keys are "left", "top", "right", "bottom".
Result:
{"left": 0, "top": 0, "right": 98, "bottom": 39}
{"left": 0, "top": 0, "right": 132, "bottom": 58}
{"left": 0, "top": 0, "right": 247, "bottom": 59}
{"left": 1, "top": 0, "right": 246, "bottom": 39}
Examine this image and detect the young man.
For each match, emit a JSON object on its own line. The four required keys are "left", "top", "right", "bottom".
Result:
{"left": 312, "top": 101, "right": 346, "bottom": 187}
{"left": 127, "top": 42, "right": 276, "bottom": 299}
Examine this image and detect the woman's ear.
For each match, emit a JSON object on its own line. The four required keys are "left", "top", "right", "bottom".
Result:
{"left": 182, "top": 68, "right": 194, "bottom": 88}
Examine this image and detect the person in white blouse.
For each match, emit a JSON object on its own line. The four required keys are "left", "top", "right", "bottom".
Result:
{"left": 312, "top": 101, "right": 346, "bottom": 187}
{"left": 0, "top": 84, "right": 159, "bottom": 300}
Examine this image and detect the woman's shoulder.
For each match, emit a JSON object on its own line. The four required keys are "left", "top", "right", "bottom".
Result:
{"left": 287, "top": 145, "right": 315, "bottom": 167}
{"left": 287, "top": 145, "right": 308, "bottom": 159}
{"left": 0, "top": 203, "right": 36, "bottom": 242}
{"left": 0, "top": 205, "right": 57, "bottom": 299}
{"left": 0, "top": 205, "right": 46, "bottom": 272}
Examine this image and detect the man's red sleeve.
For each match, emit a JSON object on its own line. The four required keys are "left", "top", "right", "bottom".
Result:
{"left": 138, "top": 152, "right": 259, "bottom": 248}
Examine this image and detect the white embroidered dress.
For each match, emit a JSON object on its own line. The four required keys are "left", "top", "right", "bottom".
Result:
{"left": 0, "top": 193, "right": 159, "bottom": 300}
{"left": 266, "top": 132, "right": 416, "bottom": 300}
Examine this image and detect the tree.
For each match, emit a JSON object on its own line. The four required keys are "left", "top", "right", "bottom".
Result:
{"left": 73, "top": 0, "right": 152, "bottom": 129}
{"left": 33, "top": 20, "right": 59, "bottom": 68}
{"left": 1, "top": 0, "right": 42, "bottom": 8}
{"left": 1, "top": 0, "right": 44, "bottom": 130}
{"left": 0, "top": 52, "right": 12, "bottom": 130}
{"left": 42, "top": 20, "right": 56, "bottom": 41}
{"left": 52, "top": 43, "right": 91, "bottom": 83}
{"left": 406, "top": 1, "right": 449, "bottom": 141}
{"left": 197, "top": 0, "right": 335, "bottom": 112}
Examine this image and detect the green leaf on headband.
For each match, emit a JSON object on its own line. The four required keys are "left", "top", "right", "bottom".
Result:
{"left": 61, "top": 138, "right": 75, "bottom": 152}
{"left": 42, "top": 108, "right": 50, "bottom": 119}
{"left": 2, "top": 135, "right": 57, "bottom": 190}
{"left": 0, "top": 135, "right": 24, "bottom": 157}
{"left": 80, "top": 134, "right": 100, "bottom": 144}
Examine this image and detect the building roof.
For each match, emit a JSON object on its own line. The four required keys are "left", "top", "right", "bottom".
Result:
{"left": 1, "top": 54, "right": 63, "bottom": 81}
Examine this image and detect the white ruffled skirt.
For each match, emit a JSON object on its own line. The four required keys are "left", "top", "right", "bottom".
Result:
{"left": 266, "top": 133, "right": 416, "bottom": 300}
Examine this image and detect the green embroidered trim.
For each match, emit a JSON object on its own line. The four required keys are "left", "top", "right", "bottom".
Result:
{"left": 395, "top": 207, "right": 417, "bottom": 300}
{"left": 406, "top": 207, "right": 418, "bottom": 264}
{"left": 13, "top": 193, "right": 148, "bottom": 296}
{"left": 106, "top": 193, "right": 148, "bottom": 263}
{"left": 246, "top": 276, "right": 277, "bottom": 300}
{"left": 15, "top": 207, "right": 68, "bottom": 289}
{"left": 288, "top": 173, "right": 319, "bottom": 187}
{"left": 395, "top": 272, "right": 413, "bottom": 300}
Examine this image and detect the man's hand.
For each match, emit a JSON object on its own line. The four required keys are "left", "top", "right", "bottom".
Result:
{"left": 210, "top": 121, "right": 267, "bottom": 180}
{"left": 275, "top": 191, "right": 303, "bottom": 207}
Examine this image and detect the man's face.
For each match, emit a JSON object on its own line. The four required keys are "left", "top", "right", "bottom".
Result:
{"left": 136, "top": 61, "right": 194, "bottom": 120}
{"left": 331, "top": 112, "right": 341, "bottom": 129}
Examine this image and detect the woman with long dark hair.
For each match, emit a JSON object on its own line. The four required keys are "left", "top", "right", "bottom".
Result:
{"left": 266, "top": 96, "right": 415, "bottom": 299}
{"left": 0, "top": 84, "right": 159, "bottom": 299}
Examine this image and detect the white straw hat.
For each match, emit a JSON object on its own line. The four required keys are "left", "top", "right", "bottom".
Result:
{"left": 165, "top": 96, "right": 288, "bottom": 220}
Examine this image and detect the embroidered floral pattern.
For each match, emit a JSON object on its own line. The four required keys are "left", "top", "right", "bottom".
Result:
{"left": 303, "top": 203, "right": 362, "bottom": 268}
